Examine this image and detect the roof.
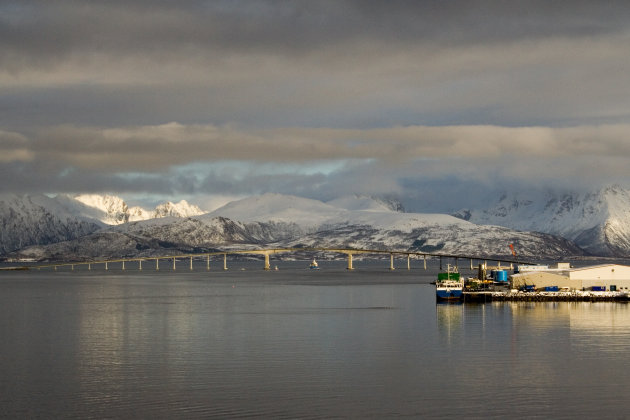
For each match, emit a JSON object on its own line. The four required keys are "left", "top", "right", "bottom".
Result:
{"left": 568, "top": 264, "right": 629, "bottom": 272}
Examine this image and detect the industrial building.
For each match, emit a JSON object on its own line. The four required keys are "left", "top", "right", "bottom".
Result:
{"left": 510, "top": 264, "right": 630, "bottom": 292}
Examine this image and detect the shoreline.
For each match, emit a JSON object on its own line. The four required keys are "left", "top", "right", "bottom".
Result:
{"left": 461, "top": 291, "right": 630, "bottom": 302}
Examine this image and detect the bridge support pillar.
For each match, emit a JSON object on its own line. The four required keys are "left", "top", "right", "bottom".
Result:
{"left": 156, "top": 258, "right": 159, "bottom": 271}
{"left": 347, "top": 253, "right": 354, "bottom": 270}
{"left": 54, "top": 265, "right": 57, "bottom": 271}
{"left": 390, "top": 253, "right": 395, "bottom": 270}
{"left": 470, "top": 259, "right": 473, "bottom": 270}
{"left": 173, "top": 258, "right": 176, "bottom": 271}
{"left": 407, "top": 254, "right": 410, "bottom": 270}
{"left": 139, "top": 259, "right": 142, "bottom": 271}
{"left": 264, "top": 252, "right": 270, "bottom": 270}
{"left": 122, "top": 260, "right": 125, "bottom": 271}
{"left": 223, "top": 254, "right": 228, "bottom": 270}
{"left": 88, "top": 263, "right": 91, "bottom": 271}
{"left": 423, "top": 254, "right": 427, "bottom": 270}
{"left": 190, "top": 256, "right": 193, "bottom": 271}
{"left": 207, "top": 255, "right": 210, "bottom": 271}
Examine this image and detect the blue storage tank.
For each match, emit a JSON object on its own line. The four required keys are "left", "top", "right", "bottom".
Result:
{"left": 495, "top": 270, "right": 508, "bottom": 282}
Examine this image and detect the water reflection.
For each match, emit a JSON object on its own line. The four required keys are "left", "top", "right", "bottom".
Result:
{"left": 2, "top": 272, "right": 630, "bottom": 418}
{"left": 436, "top": 302, "right": 464, "bottom": 341}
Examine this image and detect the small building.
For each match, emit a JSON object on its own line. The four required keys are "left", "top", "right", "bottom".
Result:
{"left": 510, "top": 264, "right": 630, "bottom": 291}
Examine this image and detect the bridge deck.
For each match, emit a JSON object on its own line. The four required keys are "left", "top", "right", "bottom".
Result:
{"left": 18, "top": 247, "right": 533, "bottom": 271}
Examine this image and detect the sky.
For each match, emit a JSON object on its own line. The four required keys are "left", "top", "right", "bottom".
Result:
{"left": 2, "top": 0, "right": 630, "bottom": 212}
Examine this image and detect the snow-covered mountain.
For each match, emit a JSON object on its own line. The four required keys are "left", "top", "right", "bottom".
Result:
{"left": 154, "top": 200, "right": 205, "bottom": 218}
{"left": 0, "top": 194, "right": 103, "bottom": 255}
{"left": 11, "top": 193, "right": 584, "bottom": 261}
{"left": 72, "top": 194, "right": 133, "bottom": 225}
{"left": 208, "top": 193, "right": 468, "bottom": 232}
{"left": 71, "top": 194, "right": 205, "bottom": 224}
{"left": 0, "top": 193, "right": 208, "bottom": 257}
{"left": 458, "top": 185, "right": 630, "bottom": 256}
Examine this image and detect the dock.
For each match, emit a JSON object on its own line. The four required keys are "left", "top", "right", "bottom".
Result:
{"left": 461, "top": 290, "right": 630, "bottom": 302}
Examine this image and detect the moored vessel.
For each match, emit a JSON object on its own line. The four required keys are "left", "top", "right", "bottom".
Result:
{"left": 309, "top": 258, "right": 319, "bottom": 270}
{"left": 436, "top": 265, "right": 463, "bottom": 301}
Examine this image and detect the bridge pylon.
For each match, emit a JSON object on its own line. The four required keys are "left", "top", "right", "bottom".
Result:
{"left": 264, "top": 252, "right": 270, "bottom": 270}
{"left": 347, "top": 253, "right": 354, "bottom": 270}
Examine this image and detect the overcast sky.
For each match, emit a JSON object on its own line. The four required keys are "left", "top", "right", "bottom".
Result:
{"left": 2, "top": 0, "right": 630, "bottom": 211}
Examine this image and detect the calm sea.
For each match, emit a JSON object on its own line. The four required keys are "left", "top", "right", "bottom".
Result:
{"left": 1, "top": 260, "right": 629, "bottom": 418}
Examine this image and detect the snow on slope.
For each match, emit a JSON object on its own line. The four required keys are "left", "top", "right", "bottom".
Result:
{"left": 72, "top": 194, "right": 132, "bottom": 224}
{"left": 208, "top": 193, "right": 468, "bottom": 232}
{"left": 463, "top": 185, "right": 630, "bottom": 256}
{"left": 72, "top": 194, "right": 205, "bottom": 224}
{"left": 0, "top": 193, "right": 102, "bottom": 254}
{"left": 6, "top": 193, "right": 585, "bottom": 261}
{"left": 207, "top": 193, "right": 339, "bottom": 226}
{"left": 154, "top": 200, "right": 204, "bottom": 218}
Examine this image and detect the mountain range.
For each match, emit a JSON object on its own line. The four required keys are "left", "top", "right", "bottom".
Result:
{"left": 4, "top": 186, "right": 630, "bottom": 261}
{"left": 454, "top": 185, "right": 630, "bottom": 257}
{"left": 4, "top": 192, "right": 584, "bottom": 262}
{"left": 0, "top": 193, "right": 203, "bottom": 255}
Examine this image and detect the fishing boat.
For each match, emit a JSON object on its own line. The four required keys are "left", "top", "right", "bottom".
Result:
{"left": 435, "top": 265, "right": 463, "bottom": 302}
{"left": 309, "top": 258, "right": 319, "bottom": 270}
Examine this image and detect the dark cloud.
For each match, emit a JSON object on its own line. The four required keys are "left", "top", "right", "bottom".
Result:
{"left": 4, "top": 0, "right": 630, "bottom": 64}
{"left": 2, "top": 122, "right": 630, "bottom": 206}
{"left": 2, "top": 1, "right": 630, "bottom": 206}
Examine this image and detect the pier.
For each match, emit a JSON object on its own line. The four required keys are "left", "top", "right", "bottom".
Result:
{"left": 461, "top": 290, "right": 630, "bottom": 302}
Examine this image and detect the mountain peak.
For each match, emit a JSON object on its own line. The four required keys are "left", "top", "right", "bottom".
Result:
{"left": 154, "top": 200, "right": 204, "bottom": 218}
{"left": 70, "top": 194, "right": 205, "bottom": 224}
{"left": 468, "top": 185, "right": 630, "bottom": 256}
{"left": 74, "top": 193, "right": 130, "bottom": 224}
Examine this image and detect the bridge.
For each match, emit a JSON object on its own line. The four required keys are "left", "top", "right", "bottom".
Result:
{"left": 27, "top": 247, "right": 533, "bottom": 272}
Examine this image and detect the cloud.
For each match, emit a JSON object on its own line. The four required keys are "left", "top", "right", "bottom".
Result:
{"left": 1, "top": 121, "right": 629, "bottom": 201}
{"left": 21, "top": 122, "right": 630, "bottom": 168}
{"left": 2, "top": 1, "right": 630, "bottom": 208}
{"left": 2, "top": 1, "right": 630, "bottom": 129}
{"left": 0, "top": 129, "right": 34, "bottom": 162}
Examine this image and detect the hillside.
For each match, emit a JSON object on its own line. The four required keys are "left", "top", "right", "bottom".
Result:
{"left": 0, "top": 194, "right": 103, "bottom": 255}
{"left": 10, "top": 194, "right": 584, "bottom": 261}
{"left": 460, "top": 185, "right": 630, "bottom": 256}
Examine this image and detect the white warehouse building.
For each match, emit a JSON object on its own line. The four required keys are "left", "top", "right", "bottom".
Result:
{"left": 510, "top": 264, "right": 630, "bottom": 291}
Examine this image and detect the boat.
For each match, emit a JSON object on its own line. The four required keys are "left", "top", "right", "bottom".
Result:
{"left": 309, "top": 259, "right": 319, "bottom": 270}
{"left": 435, "top": 265, "right": 463, "bottom": 302}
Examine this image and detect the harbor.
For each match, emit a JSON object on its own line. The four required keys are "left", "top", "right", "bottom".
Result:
{"left": 436, "top": 262, "right": 630, "bottom": 302}
{"left": 460, "top": 289, "right": 630, "bottom": 302}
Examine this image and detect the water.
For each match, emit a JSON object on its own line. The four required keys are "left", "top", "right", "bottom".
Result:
{"left": 1, "top": 261, "right": 630, "bottom": 418}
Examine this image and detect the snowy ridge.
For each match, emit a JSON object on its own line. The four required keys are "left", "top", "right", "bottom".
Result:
{"left": 72, "top": 194, "right": 205, "bottom": 224}
{"left": 10, "top": 193, "right": 584, "bottom": 261}
{"left": 462, "top": 185, "right": 630, "bottom": 256}
{"left": 154, "top": 200, "right": 205, "bottom": 218}
{"left": 208, "top": 193, "right": 464, "bottom": 232}
{"left": 0, "top": 194, "right": 102, "bottom": 254}
{"left": 73, "top": 194, "right": 131, "bottom": 225}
